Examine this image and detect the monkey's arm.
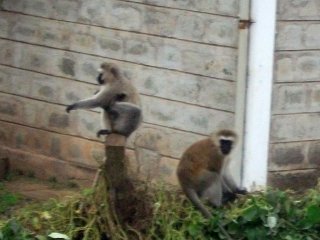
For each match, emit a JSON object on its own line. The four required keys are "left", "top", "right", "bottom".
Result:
{"left": 184, "top": 188, "right": 212, "bottom": 218}
{"left": 66, "top": 86, "right": 119, "bottom": 112}
{"left": 222, "top": 172, "right": 247, "bottom": 194}
{"left": 222, "top": 174, "right": 246, "bottom": 204}
{"left": 66, "top": 96, "right": 101, "bottom": 112}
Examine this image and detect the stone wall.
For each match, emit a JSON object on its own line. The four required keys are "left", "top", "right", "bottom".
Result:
{"left": 269, "top": 0, "right": 320, "bottom": 190}
{"left": 0, "top": 0, "right": 239, "bottom": 186}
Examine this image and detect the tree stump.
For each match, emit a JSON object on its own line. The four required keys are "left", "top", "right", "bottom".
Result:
{"left": 104, "top": 134, "right": 136, "bottom": 224}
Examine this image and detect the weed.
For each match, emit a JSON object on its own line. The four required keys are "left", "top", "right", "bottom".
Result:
{"left": 0, "top": 183, "right": 20, "bottom": 214}
{"left": 1, "top": 181, "right": 319, "bottom": 239}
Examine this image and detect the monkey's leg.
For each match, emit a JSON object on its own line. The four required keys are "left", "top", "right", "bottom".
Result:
{"left": 66, "top": 97, "right": 100, "bottom": 112}
{"left": 101, "top": 110, "right": 112, "bottom": 129}
{"left": 184, "top": 188, "right": 212, "bottom": 219}
{"left": 203, "top": 181, "right": 234, "bottom": 240}
{"left": 109, "top": 103, "right": 141, "bottom": 137}
{"left": 203, "top": 177, "right": 223, "bottom": 207}
{"left": 96, "top": 130, "right": 112, "bottom": 137}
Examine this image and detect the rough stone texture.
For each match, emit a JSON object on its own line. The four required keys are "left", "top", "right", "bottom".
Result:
{"left": 0, "top": 145, "right": 97, "bottom": 187}
{"left": 0, "top": 121, "right": 103, "bottom": 166}
{"left": 277, "top": 22, "right": 320, "bottom": 50}
{"left": 269, "top": 142, "right": 308, "bottom": 171}
{"left": 268, "top": 169, "right": 320, "bottom": 192}
{"left": 271, "top": 113, "right": 320, "bottom": 143}
{"left": 0, "top": 89, "right": 233, "bottom": 140}
{"left": 270, "top": 2, "right": 320, "bottom": 189}
{"left": 272, "top": 83, "right": 320, "bottom": 114}
{"left": 142, "top": 96, "right": 234, "bottom": 135}
{"left": 2, "top": 0, "right": 239, "bottom": 30}
{"left": 158, "top": 157, "right": 179, "bottom": 184}
{"left": 129, "top": 124, "right": 203, "bottom": 159}
{"left": 0, "top": 0, "right": 238, "bottom": 185}
{"left": 0, "top": 12, "right": 237, "bottom": 80}
{"left": 278, "top": 0, "right": 320, "bottom": 20}
{"left": 308, "top": 141, "right": 320, "bottom": 166}
{"left": 122, "top": 0, "right": 239, "bottom": 16}
{"left": 0, "top": 43, "right": 235, "bottom": 111}
{"left": 275, "top": 51, "right": 320, "bottom": 83}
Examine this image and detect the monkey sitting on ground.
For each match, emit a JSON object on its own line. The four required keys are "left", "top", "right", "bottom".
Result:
{"left": 66, "top": 62, "right": 142, "bottom": 138}
{"left": 177, "top": 129, "right": 247, "bottom": 219}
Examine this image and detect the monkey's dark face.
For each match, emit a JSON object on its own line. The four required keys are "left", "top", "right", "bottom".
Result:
{"left": 96, "top": 70, "right": 115, "bottom": 85}
{"left": 97, "top": 65, "right": 119, "bottom": 85}
{"left": 97, "top": 73, "right": 104, "bottom": 84}
{"left": 219, "top": 139, "right": 233, "bottom": 155}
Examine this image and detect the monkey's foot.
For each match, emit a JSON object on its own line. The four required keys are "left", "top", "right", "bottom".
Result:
{"left": 97, "top": 129, "right": 111, "bottom": 138}
{"left": 222, "top": 192, "right": 237, "bottom": 204}
{"left": 66, "top": 104, "right": 75, "bottom": 113}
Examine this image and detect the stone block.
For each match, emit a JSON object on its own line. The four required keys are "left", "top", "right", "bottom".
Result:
{"left": 268, "top": 169, "right": 320, "bottom": 191}
{"left": 158, "top": 157, "right": 179, "bottom": 185}
{"left": 0, "top": 18, "right": 8, "bottom": 37}
{"left": 276, "top": 23, "right": 304, "bottom": 50}
{"left": 278, "top": 0, "right": 320, "bottom": 20}
{"left": 277, "top": 22, "right": 320, "bottom": 50}
{"left": 308, "top": 141, "right": 320, "bottom": 166}
{"left": 271, "top": 113, "right": 320, "bottom": 142}
{"left": 0, "top": 92, "right": 101, "bottom": 140}
{"left": 1, "top": 13, "right": 237, "bottom": 80}
{"left": 125, "top": 0, "right": 239, "bottom": 16}
{"left": 2, "top": 0, "right": 238, "bottom": 45}
{"left": 135, "top": 147, "right": 161, "bottom": 180}
{"left": 0, "top": 120, "right": 103, "bottom": 166}
{"left": 142, "top": 96, "right": 234, "bottom": 135}
{"left": 272, "top": 83, "right": 320, "bottom": 114}
{"left": 275, "top": 52, "right": 320, "bottom": 82}
{"left": 0, "top": 41, "right": 235, "bottom": 112}
{"left": 269, "top": 142, "right": 308, "bottom": 171}
{"left": 130, "top": 124, "right": 203, "bottom": 159}
{"left": 0, "top": 40, "right": 15, "bottom": 65}
{"left": 0, "top": 145, "right": 96, "bottom": 187}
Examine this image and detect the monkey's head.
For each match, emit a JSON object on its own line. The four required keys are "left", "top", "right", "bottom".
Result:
{"left": 211, "top": 129, "right": 237, "bottom": 155}
{"left": 97, "top": 62, "right": 120, "bottom": 85}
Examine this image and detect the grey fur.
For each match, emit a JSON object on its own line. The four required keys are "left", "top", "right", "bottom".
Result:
{"left": 66, "top": 62, "right": 142, "bottom": 138}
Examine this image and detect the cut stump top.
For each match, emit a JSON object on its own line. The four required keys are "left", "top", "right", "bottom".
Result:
{"left": 104, "top": 134, "right": 127, "bottom": 147}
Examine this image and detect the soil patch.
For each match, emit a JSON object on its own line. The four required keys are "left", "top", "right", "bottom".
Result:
{"left": 4, "top": 177, "right": 78, "bottom": 201}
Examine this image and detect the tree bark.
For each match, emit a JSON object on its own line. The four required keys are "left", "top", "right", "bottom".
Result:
{"left": 104, "top": 134, "right": 135, "bottom": 224}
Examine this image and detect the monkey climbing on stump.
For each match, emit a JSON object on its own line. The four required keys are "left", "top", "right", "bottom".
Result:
{"left": 66, "top": 62, "right": 142, "bottom": 138}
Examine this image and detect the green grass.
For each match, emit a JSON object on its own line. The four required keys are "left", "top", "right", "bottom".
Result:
{"left": 0, "top": 183, "right": 20, "bottom": 214}
{"left": 0, "top": 181, "right": 320, "bottom": 240}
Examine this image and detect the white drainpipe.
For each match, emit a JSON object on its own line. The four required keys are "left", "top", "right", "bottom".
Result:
{"left": 242, "top": 0, "right": 277, "bottom": 190}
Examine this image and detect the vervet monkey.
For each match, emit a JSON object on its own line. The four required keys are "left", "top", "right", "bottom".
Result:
{"left": 66, "top": 62, "right": 142, "bottom": 137}
{"left": 177, "top": 129, "right": 246, "bottom": 219}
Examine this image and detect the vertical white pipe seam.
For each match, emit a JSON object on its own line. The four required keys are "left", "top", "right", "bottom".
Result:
{"left": 233, "top": 0, "right": 250, "bottom": 185}
{"left": 242, "top": 0, "right": 277, "bottom": 190}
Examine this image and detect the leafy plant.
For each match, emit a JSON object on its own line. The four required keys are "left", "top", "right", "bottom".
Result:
{"left": 0, "top": 219, "right": 34, "bottom": 240}
{"left": 1, "top": 181, "right": 320, "bottom": 240}
{"left": 0, "top": 183, "right": 20, "bottom": 213}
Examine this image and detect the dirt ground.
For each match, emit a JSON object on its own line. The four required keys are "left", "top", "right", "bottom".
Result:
{"left": 3, "top": 176, "right": 78, "bottom": 201}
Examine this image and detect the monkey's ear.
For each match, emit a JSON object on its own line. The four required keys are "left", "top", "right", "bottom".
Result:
{"left": 110, "top": 66, "right": 120, "bottom": 77}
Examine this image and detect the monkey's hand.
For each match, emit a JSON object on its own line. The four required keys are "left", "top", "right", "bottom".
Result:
{"left": 97, "top": 129, "right": 111, "bottom": 138}
{"left": 66, "top": 104, "right": 75, "bottom": 113}
{"left": 235, "top": 187, "right": 247, "bottom": 195}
